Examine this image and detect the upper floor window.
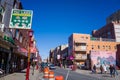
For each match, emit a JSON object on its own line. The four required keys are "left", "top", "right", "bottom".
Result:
{"left": 15, "top": 29, "right": 19, "bottom": 40}
{"left": 109, "top": 46, "right": 111, "bottom": 49}
{"left": 114, "top": 46, "right": 117, "bottom": 49}
{"left": 92, "top": 45, "right": 94, "bottom": 49}
{"left": 103, "top": 45, "right": 105, "bottom": 49}
{"left": 19, "top": 33, "right": 23, "bottom": 43}
{"left": 0, "top": 14, "right": 3, "bottom": 22}
{"left": 98, "top": 45, "right": 100, "bottom": 49}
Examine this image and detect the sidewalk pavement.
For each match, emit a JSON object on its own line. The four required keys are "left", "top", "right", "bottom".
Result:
{"left": 0, "top": 66, "right": 43, "bottom": 80}
{"left": 75, "top": 69, "right": 120, "bottom": 80}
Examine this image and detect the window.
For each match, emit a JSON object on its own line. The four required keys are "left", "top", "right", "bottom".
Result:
{"left": 103, "top": 45, "right": 105, "bottom": 49}
{"left": 15, "top": 29, "right": 19, "bottom": 40}
{"left": 98, "top": 45, "right": 100, "bottom": 49}
{"left": 81, "top": 36, "right": 84, "bottom": 39}
{"left": 114, "top": 46, "right": 116, "bottom": 49}
{"left": 92, "top": 45, "right": 94, "bottom": 49}
{"left": 19, "top": 33, "right": 23, "bottom": 43}
{"left": 109, "top": 46, "right": 111, "bottom": 49}
{"left": 0, "top": 14, "right": 3, "bottom": 22}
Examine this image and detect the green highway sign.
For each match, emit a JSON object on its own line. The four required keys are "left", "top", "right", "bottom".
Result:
{"left": 9, "top": 9, "right": 33, "bottom": 29}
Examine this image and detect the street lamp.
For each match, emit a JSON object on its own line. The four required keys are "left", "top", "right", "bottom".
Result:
{"left": 26, "top": 30, "right": 33, "bottom": 80}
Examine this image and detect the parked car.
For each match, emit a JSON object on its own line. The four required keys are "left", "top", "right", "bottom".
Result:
{"left": 78, "top": 64, "right": 86, "bottom": 69}
{"left": 41, "top": 62, "right": 48, "bottom": 69}
{"left": 49, "top": 64, "right": 56, "bottom": 70}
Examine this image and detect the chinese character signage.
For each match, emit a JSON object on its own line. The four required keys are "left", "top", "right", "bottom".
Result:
{"left": 9, "top": 9, "right": 33, "bottom": 29}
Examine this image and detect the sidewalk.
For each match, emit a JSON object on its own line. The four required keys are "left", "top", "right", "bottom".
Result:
{"left": 75, "top": 69, "right": 120, "bottom": 80}
{"left": 0, "top": 66, "right": 43, "bottom": 80}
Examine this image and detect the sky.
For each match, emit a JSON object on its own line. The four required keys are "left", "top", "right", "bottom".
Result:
{"left": 20, "top": 0, "right": 120, "bottom": 60}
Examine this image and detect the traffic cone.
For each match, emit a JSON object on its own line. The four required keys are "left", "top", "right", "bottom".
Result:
{"left": 43, "top": 67, "right": 49, "bottom": 78}
{"left": 49, "top": 70, "right": 55, "bottom": 80}
{"left": 55, "top": 76, "right": 64, "bottom": 80}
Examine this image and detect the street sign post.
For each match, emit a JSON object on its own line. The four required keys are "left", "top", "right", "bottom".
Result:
{"left": 9, "top": 9, "right": 33, "bottom": 80}
{"left": 9, "top": 9, "right": 33, "bottom": 29}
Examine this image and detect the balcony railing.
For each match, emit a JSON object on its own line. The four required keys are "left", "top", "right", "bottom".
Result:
{"left": 74, "top": 46, "right": 86, "bottom": 51}
{"left": 90, "top": 37, "right": 116, "bottom": 42}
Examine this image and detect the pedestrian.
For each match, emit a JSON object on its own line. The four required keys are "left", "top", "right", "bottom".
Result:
{"left": 109, "top": 65, "right": 114, "bottom": 77}
{"left": 103, "top": 64, "right": 107, "bottom": 74}
{"left": 113, "top": 64, "right": 118, "bottom": 77}
{"left": 31, "top": 61, "right": 35, "bottom": 75}
{"left": 100, "top": 65, "right": 103, "bottom": 74}
{"left": 93, "top": 64, "right": 96, "bottom": 73}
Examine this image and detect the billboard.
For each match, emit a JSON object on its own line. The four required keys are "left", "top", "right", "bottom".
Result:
{"left": 91, "top": 51, "right": 116, "bottom": 68}
{"left": 9, "top": 9, "right": 33, "bottom": 29}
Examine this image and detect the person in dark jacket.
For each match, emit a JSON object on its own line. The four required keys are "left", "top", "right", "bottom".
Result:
{"left": 109, "top": 65, "right": 114, "bottom": 77}
{"left": 100, "top": 65, "right": 104, "bottom": 74}
{"left": 113, "top": 64, "right": 118, "bottom": 77}
{"left": 93, "top": 64, "right": 96, "bottom": 73}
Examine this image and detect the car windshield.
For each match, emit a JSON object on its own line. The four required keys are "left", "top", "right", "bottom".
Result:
{"left": 50, "top": 64, "right": 54, "bottom": 66}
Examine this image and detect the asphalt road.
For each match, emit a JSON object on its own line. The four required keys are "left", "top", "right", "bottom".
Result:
{"left": 54, "top": 68, "right": 102, "bottom": 80}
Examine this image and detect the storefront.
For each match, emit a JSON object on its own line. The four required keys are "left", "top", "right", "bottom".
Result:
{"left": 10, "top": 47, "right": 28, "bottom": 72}
{"left": 0, "top": 37, "right": 11, "bottom": 73}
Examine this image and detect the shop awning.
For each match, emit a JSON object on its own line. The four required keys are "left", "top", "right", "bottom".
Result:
{"left": 19, "top": 47, "right": 28, "bottom": 53}
{"left": 18, "top": 47, "right": 28, "bottom": 56}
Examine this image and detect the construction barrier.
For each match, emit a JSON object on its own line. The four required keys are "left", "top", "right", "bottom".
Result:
{"left": 49, "top": 70, "right": 54, "bottom": 80}
{"left": 55, "top": 76, "right": 64, "bottom": 80}
{"left": 43, "top": 67, "right": 49, "bottom": 78}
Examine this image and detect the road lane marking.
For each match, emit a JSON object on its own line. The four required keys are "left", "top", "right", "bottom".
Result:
{"left": 65, "top": 69, "right": 70, "bottom": 80}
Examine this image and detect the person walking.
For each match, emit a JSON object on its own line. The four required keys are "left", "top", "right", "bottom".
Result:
{"left": 109, "top": 65, "right": 114, "bottom": 77}
{"left": 103, "top": 64, "right": 107, "bottom": 74}
{"left": 100, "top": 65, "right": 104, "bottom": 74}
{"left": 113, "top": 64, "right": 118, "bottom": 77}
{"left": 93, "top": 64, "right": 96, "bottom": 73}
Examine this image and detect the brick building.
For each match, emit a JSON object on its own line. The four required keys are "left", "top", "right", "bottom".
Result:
{"left": 0, "top": 0, "right": 40, "bottom": 73}
{"left": 68, "top": 33, "right": 120, "bottom": 69}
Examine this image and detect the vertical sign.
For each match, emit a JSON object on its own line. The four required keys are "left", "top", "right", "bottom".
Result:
{"left": 9, "top": 9, "right": 33, "bottom": 29}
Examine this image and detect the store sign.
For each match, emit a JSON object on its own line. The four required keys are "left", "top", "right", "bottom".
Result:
{"left": 9, "top": 9, "right": 33, "bottom": 29}
{"left": 3, "top": 35, "right": 14, "bottom": 44}
{"left": 57, "top": 55, "right": 60, "bottom": 60}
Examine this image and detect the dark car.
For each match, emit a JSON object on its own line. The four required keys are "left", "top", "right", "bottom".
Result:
{"left": 49, "top": 64, "right": 56, "bottom": 70}
{"left": 78, "top": 64, "right": 86, "bottom": 69}
{"left": 41, "top": 62, "right": 48, "bottom": 69}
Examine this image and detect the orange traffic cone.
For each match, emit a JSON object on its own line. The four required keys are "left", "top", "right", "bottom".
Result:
{"left": 55, "top": 76, "right": 64, "bottom": 80}
{"left": 43, "top": 67, "right": 49, "bottom": 78}
{"left": 49, "top": 70, "right": 54, "bottom": 80}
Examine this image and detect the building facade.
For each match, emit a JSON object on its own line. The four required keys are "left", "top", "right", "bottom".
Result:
{"left": 106, "top": 10, "right": 120, "bottom": 24}
{"left": 92, "top": 22, "right": 120, "bottom": 42}
{"left": 49, "top": 44, "right": 68, "bottom": 67}
{"left": 92, "top": 10, "right": 120, "bottom": 68}
{"left": 0, "top": 0, "right": 40, "bottom": 73}
{"left": 68, "top": 33, "right": 120, "bottom": 69}
{"left": 0, "top": 0, "right": 23, "bottom": 73}
{"left": 49, "top": 49, "right": 54, "bottom": 64}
